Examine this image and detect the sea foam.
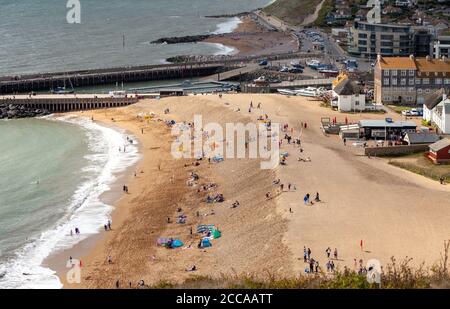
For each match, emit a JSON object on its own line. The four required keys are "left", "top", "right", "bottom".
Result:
{"left": 0, "top": 115, "right": 140, "bottom": 289}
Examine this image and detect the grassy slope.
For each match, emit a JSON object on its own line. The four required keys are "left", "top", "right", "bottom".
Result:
{"left": 263, "top": 0, "right": 324, "bottom": 25}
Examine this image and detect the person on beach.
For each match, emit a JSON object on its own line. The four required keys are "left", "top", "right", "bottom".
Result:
{"left": 250, "top": 101, "right": 253, "bottom": 109}
{"left": 280, "top": 183, "right": 284, "bottom": 191}
{"left": 334, "top": 248, "right": 338, "bottom": 260}
{"left": 108, "top": 256, "right": 112, "bottom": 264}
{"left": 104, "top": 224, "right": 108, "bottom": 231}
{"left": 108, "top": 220, "right": 111, "bottom": 230}
{"left": 289, "top": 207, "right": 293, "bottom": 213}
{"left": 326, "top": 247, "right": 331, "bottom": 258}
{"left": 266, "top": 192, "right": 271, "bottom": 200}
{"left": 343, "top": 138, "right": 347, "bottom": 146}
{"left": 440, "top": 176, "right": 445, "bottom": 185}
{"left": 304, "top": 194, "right": 310, "bottom": 205}
{"left": 257, "top": 102, "right": 261, "bottom": 109}
{"left": 315, "top": 261, "right": 319, "bottom": 273}
{"left": 307, "top": 248, "right": 311, "bottom": 260}
{"left": 115, "top": 280, "right": 120, "bottom": 288}
{"left": 288, "top": 183, "right": 291, "bottom": 191}
{"left": 303, "top": 247, "right": 307, "bottom": 262}
{"left": 315, "top": 192, "right": 320, "bottom": 202}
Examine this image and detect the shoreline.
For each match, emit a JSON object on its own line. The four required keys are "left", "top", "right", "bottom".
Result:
{"left": 41, "top": 115, "right": 142, "bottom": 288}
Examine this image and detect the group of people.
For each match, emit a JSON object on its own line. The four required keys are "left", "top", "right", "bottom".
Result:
{"left": 103, "top": 220, "right": 112, "bottom": 231}
{"left": 304, "top": 246, "right": 339, "bottom": 274}
{"left": 303, "top": 192, "right": 321, "bottom": 205}
{"left": 70, "top": 227, "right": 81, "bottom": 236}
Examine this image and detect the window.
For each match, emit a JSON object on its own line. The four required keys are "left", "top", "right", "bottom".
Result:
{"left": 445, "top": 79, "right": 450, "bottom": 85}
{"left": 406, "top": 96, "right": 413, "bottom": 101}
{"left": 409, "top": 70, "right": 415, "bottom": 76}
{"left": 358, "top": 40, "right": 367, "bottom": 45}
{"left": 383, "top": 96, "right": 391, "bottom": 101}
{"left": 417, "top": 88, "right": 422, "bottom": 93}
{"left": 416, "top": 78, "right": 421, "bottom": 84}
{"left": 423, "top": 78, "right": 429, "bottom": 85}
{"left": 436, "top": 78, "right": 442, "bottom": 84}
{"left": 392, "top": 70, "right": 397, "bottom": 76}
{"left": 358, "top": 33, "right": 368, "bottom": 38}
{"left": 408, "top": 87, "right": 414, "bottom": 92}
{"left": 384, "top": 78, "right": 390, "bottom": 85}
{"left": 392, "top": 79, "right": 397, "bottom": 85}
{"left": 401, "top": 70, "right": 407, "bottom": 76}
{"left": 425, "top": 89, "right": 430, "bottom": 93}
{"left": 408, "top": 79, "right": 414, "bottom": 85}
{"left": 401, "top": 78, "right": 406, "bottom": 85}
{"left": 355, "top": 101, "right": 360, "bottom": 105}
{"left": 383, "top": 70, "right": 390, "bottom": 76}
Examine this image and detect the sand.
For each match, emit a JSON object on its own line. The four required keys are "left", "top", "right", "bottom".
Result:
{"left": 58, "top": 93, "right": 450, "bottom": 288}
{"left": 204, "top": 16, "right": 298, "bottom": 57}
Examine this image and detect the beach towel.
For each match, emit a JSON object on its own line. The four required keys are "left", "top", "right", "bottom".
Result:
{"left": 157, "top": 237, "right": 171, "bottom": 246}
{"left": 213, "top": 155, "right": 224, "bottom": 162}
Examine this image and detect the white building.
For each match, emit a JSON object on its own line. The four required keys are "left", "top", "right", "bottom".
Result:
{"left": 433, "top": 36, "right": 450, "bottom": 59}
{"left": 332, "top": 74, "right": 367, "bottom": 112}
{"left": 423, "top": 89, "right": 450, "bottom": 134}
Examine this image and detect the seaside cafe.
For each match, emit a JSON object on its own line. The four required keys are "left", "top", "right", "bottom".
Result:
{"left": 340, "top": 118, "right": 417, "bottom": 140}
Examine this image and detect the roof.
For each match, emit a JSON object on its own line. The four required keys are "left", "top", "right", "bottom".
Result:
{"left": 333, "top": 77, "right": 362, "bottom": 95}
{"left": 378, "top": 56, "right": 417, "bottom": 69}
{"left": 429, "top": 138, "right": 450, "bottom": 152}
{"left": 405, "top": 132, "right": 440, "bottom": 144}
{"left": 358, "top": 119, "right": 417, "bottom": 128}
{"left": 424, "top": 88, "right": 450, "bottom": 110}
{"left": 415, "top": 58, "right": 450, "bottom": 73}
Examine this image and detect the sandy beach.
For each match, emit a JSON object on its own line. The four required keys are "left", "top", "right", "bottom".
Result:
{"left": 204, "top": 15, "right": 298, "bottom": 57}
{"left": 54, "top": 93, "right": 450, "bottom": 288}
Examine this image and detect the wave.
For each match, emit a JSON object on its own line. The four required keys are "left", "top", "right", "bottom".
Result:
{"left": 0, "top": 115, "right": 140, "bottom": 289}
{"left": 211, "top": 17, "right": 242, "bottom": 35}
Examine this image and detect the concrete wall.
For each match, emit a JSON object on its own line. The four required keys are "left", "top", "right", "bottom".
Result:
{"left": 364, "top": 144, "right": 429, "bottom": 156}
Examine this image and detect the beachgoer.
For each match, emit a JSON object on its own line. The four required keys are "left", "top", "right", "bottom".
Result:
{"left": 108, "top": 256, "right": 112, "bottom": 264}
{"left": 108, "top": 220, "right": 111, "bottom": 230}
{"left": 343, "top": 138, "right": 347, "bottom": 146}
{"left": 326, "top": 247, "right": 331, "bottom": 258}
{"left": 307, "top": 248, "right": 311, "bottom": 259}
{"left": 116, "top": 280, "right": 120, "bottom": 288}
{"left": 315, "top": 192, "right": 320, "bottom": 202}
{"left": 257, "top": 102, "right": 261, "bottom": 109}
{"left": 334, "top": 248, "right": 338, "bottom": 259}
{"left": 104, "top": 224, "right": 108, "bottom": 231}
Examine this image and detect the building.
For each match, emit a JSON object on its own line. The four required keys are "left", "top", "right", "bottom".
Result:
{"left": 427, "top": 138, "right": 450, "bottom": 164}
{"left": 332, "top": 73, "right": 367, "bottom": 112}
{"left": 423, "top": 89, "right": 450, "bottom": 134}
{"left": 433, "top": 36, "right": 450, "bottom": 59}
{"left": 403, "top": 132, "right": 440, "bottom": 145}
{"left": 374, "top": 55, "right": 450, "bottom": 105}
{"left": 358, "top": 119, "right": 417, "bottom": 140}
{"left": 348, "top": 21, "right": 434, "bottom": 57}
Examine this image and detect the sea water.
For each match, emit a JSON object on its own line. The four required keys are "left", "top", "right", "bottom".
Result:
{"left": 0, "top": 116, "right": 140, "bottom": 288}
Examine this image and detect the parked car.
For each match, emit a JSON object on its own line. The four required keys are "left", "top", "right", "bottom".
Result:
{"left": 258, "top": 60, "right": 268, "bottom": 66}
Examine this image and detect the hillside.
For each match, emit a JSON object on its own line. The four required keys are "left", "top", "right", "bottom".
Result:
{"left": 263, "top": 0, "right": 325, "bottom": 26}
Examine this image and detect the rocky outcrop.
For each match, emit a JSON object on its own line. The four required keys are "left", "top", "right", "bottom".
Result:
{"left": 151, "top": 34, "right": 212, "bottom": 45}
{"left": 0, "top": 103, "right": 50, "bottom": 119}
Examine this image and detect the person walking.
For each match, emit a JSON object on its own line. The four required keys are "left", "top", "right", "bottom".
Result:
{"left": 334, "top": 248, "right": 338, "bottom": 260}
{"left": 325, "top": 247, "right": 331, "bottom": 258}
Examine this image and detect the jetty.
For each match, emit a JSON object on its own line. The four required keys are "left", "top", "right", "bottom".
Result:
{"left": 0, "top": 94, "right": 138, "bottom": 113}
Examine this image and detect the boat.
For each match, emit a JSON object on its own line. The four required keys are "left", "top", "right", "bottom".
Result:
{"left": 294, "top": 87, "right": 327, "bottom": 97}
{"left": 306, "top": 59, "right": 321, "bottom": 69}
{"left": 108, "top": 90, "right": 128, "bottom": 98}
{"left": 51, "top": 87, "right": 74, "bottom": 94}
{"left": 254, "top": 76, "right": 268, "bottom": 85}
{"left": 51, "top": 74, "right": 74, "bottom": 94}
{"left": 277, "top": 89, "right": 299, "bottom": 96}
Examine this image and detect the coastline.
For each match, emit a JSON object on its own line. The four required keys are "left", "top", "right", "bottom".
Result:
{"left": 59, "top": 98, "right": 292, "bottom": 288}
{"left": 40, "top": 115, "right": 141, "bottom": 288}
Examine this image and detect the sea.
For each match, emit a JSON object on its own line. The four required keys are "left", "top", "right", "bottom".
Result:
{"left": 0, "top": 0, "right": 272, "bottom": 290}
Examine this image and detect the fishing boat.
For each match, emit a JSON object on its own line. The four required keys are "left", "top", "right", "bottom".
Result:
{"left": 277, "top": 88, "right": 298, "bottom": 96}
{"left": 295, "top": 87, "right": 327, "bottom": 97}
{"left": 51, "top": 74, "right": 74, "bottom": 94}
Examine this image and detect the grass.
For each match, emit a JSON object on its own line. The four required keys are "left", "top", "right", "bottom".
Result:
{"left": 148, "top": 244, "right": 450, "bottom": 289}
{"left": 388, "top": 152, "right": 450, "bottom": 183}
{"left": 263, "top": 0, "right": 324, "bottom": 26}
{"left": 387, "top": 105, "right": 414, "bottom": 114}
{"left": 313, "top": 0, "right": 333, "bottom": 27}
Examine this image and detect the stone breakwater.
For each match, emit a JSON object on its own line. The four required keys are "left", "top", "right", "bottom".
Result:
{"left": 0, "top": 103, "right": 49, "bottom": 119}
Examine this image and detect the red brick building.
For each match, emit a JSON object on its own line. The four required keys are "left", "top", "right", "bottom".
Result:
{"left": 428, "top": 139, "right": 450, "bottom": 164}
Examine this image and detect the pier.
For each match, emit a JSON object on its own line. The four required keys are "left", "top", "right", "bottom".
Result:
{"left": 0, "top": 94, "right": 138, "bottom": 112}
{"left": 0, "top": 52, "right": 322, "bottom": 94}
